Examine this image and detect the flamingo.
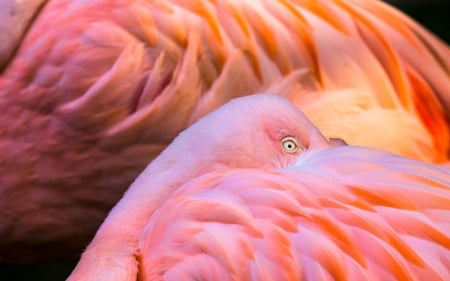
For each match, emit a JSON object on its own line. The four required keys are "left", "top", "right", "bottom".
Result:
{"left": 1, "top": 0, "right": 449, "bottom": 261}
{"left": 67, "top": 94, "right": 450, "bottom": 281}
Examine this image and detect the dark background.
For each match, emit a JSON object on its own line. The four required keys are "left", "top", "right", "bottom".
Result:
{"left": 1, "top": 1, "right": 448, "bottom": 280}
{"left": 387, "top": 0, "right": 450, "bottom": 43}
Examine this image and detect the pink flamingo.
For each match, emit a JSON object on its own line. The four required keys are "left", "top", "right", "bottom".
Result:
{"left": 67, "top": 94, "right": 450, "bottom": 280}
{"left": 1, "top": 0, "right": 449, "bottom": 261}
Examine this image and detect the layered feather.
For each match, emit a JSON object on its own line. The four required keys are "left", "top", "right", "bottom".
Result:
{"left": 0, "top": 0, "right": 448, "bottom": 261}
{"left": 139, "top": 146, "right": 450, "bottom": 281}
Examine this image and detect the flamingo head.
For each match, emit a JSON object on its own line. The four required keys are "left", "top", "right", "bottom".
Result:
{"left": 152, "top": 93, "right": 338, "bottom": 174}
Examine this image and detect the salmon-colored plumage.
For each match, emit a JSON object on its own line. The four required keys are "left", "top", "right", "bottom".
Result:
{"left": 0, "top": 0, "right": 449, "bottom": 261}
{"left": 67, "top": 94, "right": 450, "bottom": 281}
{"left": 137, "top": 148, "right": 450, "bottom": 281}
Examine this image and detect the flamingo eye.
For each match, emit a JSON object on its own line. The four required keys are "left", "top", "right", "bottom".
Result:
{"left": 281, "top": 136, "right": 301, "bottom": 154}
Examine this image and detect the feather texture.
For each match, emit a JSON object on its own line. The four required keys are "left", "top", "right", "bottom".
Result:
{"left": 0, "top": 0, "right": 449, "bottom": 261}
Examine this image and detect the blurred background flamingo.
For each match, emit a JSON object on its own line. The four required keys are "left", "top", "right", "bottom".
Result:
{"left": 68, "top": 94, "right": 450, "bottom": 281}
{"left": 0, "top": 0, "right": 449, "bottom": 279}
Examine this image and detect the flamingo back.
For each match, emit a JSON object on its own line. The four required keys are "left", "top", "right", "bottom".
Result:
{"left": 139, "top": 146, "right": 450, "bottom": 281}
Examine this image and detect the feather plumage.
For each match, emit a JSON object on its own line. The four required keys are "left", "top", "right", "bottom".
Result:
{"left": 0, "top": 0, "right": 448, "bottom": 261}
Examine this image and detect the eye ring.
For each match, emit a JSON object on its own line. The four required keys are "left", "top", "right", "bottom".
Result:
{"left": 281, "top": 136, "right": 301, "bottom": 154}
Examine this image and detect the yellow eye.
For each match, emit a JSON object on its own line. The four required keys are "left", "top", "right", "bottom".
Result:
{"left": 281, "top": 136, "right": 300, "bottom": 154}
